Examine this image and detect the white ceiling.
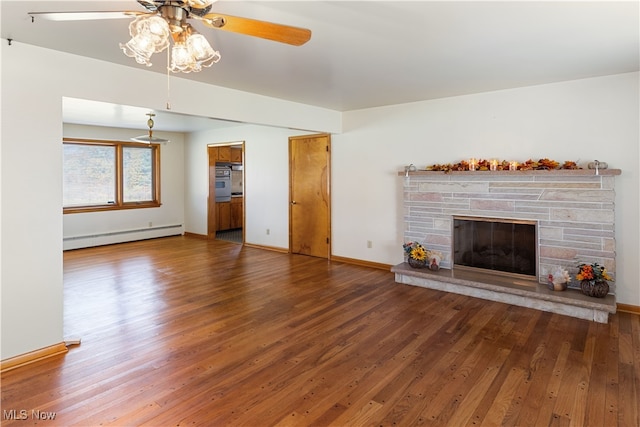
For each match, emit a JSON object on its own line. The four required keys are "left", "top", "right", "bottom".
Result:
{"left": 2, "top": 1, "right": 639, "bottom": 132}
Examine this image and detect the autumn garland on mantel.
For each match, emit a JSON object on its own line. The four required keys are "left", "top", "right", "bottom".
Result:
{"left": 426, "top": 158, "right": 580, "bottom": 172}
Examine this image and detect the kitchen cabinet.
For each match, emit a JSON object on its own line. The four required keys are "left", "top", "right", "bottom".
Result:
{"left": 217, "top": 146, "right": 231, "bottom": 162}
{"left": 216, "top": 198, "right": 242, "bottom": 231}
{"left": 216, "top": 202, "right": 231, "bottom": 231}
{"left": 210, "top": 146, "right": 232, "bottom": 163}
{"left": 208, "top": 146, "right": 218, "bottom": 164}
{"left": 230, "top": 197, "right": 243, "bottom": 229}
{"left": 231, "top": 147, "right": 242, "bottom": 163}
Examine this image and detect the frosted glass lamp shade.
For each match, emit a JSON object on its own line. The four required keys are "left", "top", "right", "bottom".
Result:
{"left": 187, "top": 33, "right": 221, "bottom": 68}
{"left": 120, "top": 15, "right": 171, "bottom": 66}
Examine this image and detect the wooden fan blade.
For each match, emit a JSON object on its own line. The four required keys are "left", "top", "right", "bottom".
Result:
{"left": 28, "top": 11, "right": 142, "bottom": 22}
{"left": 201, "top": 13, "right": 311, "bottom": 46}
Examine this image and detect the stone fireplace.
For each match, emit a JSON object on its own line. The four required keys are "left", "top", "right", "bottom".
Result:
{"left": 392, "top": 168, "right": 621, "bottom": 323}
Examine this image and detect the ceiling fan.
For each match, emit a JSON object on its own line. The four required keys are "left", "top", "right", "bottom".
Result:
{"left": 28, "top": 0, "right": 312, "bottom": 73}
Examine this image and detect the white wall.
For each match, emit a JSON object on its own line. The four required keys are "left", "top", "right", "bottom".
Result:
{"left": 0, "top": 42, "right": 340, "bottom": 360}
{"left": 1, "top": 56, "right": 65, "bottom": 361}
{"left": 62, "top": 124, "right": 186, "bottom": 249}
{"left": 186, "top": 125, "right": 314, "bottom": 249}
{"left": 332, "top": 72, "right": 639, "bottom": 306}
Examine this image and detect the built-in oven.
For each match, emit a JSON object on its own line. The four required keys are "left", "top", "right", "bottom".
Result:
{"left": 215, "top": 166, "right": 231, "bottom": 202}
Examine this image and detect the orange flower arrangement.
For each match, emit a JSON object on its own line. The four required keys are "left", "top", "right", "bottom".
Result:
{"left": 576, "top": 262, "right": 613, "bottom": 282}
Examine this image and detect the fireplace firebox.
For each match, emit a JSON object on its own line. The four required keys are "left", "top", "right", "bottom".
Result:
{"left": 453, "top": 216, "right": 537, "bottom": 278}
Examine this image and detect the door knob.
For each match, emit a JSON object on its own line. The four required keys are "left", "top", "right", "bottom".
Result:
{"left": 291, "top": 200, "right": 297, "bottom": 205}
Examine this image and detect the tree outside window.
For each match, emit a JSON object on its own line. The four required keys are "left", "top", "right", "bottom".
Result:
{"left": 123, "top": 146, "right": 153, "bottom": 203}
{"left": 63, "top": 138, "right": 160, "bottom": 213}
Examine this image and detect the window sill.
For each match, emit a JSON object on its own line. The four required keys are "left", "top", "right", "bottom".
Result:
{"left": 63, "top": 202, "right": 161, "bottom": 214}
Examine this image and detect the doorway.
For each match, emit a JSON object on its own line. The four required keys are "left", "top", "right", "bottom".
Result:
{"left": 289, "top": 134, "right": 331, "bottom": 258}
{"left": 208, "top": 142, "right": 244, "bottom": 243}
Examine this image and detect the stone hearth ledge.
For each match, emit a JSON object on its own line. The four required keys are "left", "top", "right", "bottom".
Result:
{"left": 391, "top": 263, "right": 616, "bottom": 323}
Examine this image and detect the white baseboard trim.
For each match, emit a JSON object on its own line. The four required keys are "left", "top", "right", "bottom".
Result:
{"left": 63, "top": 225, "right": 183, "bottom": 250}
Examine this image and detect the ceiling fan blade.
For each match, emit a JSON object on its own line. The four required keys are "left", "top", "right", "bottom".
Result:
{"left": 28, "top": 11, "right": 142, "bottom": 22}
{"left": 201, "top": 13, "right": 311, "bottom": 46}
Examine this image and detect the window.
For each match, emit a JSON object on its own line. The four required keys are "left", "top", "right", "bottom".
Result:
{"left": 63, "top": 138, "right": 160, "bottom": 213}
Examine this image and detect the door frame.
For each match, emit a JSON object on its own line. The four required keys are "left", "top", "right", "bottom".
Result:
{"left": 288, "top": 133, "right": 331, "bottom": 258}
{"left": 207, "top": 141, "right": 245, "bottom": 241}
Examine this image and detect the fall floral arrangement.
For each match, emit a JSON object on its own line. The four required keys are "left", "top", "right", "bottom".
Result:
{"left": 403, "top": 241, "right": 427, "bottom": 261}
{"left": 576, "top": 262, "right": 613, "bottom": 283}
{"left": 426, "top": 158, "right": 580, "bottom": 172}
{"left": 403, "top": 242, "right": 443, "bottom": 270}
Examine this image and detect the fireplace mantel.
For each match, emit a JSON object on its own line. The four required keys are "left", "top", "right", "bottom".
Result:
{"left": 399, "top": 169, "right": 621, "bottom": 177}
{"left": 398, "top": 167, "right": 620, "bottom": 322}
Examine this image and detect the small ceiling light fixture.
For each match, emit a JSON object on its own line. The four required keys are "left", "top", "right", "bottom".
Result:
{"left": 132, "top": 113, "right": 170, "bottom": 143}
{"left": 119, "top": 1, "right": 220, "bottom": 73}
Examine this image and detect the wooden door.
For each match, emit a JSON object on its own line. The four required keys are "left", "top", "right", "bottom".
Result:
{"left": 289, "top": 134, "right": 330, "bottom": 258}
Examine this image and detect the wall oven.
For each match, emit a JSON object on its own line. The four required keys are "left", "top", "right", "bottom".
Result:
{"left": 215, "top": 166, "right": 231, "bottom": 202}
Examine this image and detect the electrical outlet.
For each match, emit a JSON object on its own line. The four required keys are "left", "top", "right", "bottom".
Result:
{"left": 266, "top": 228, "right": 270, "bottom": 235}
{"left": 148, "top": 221, "right": 153, "bottom": 228}
{"left": 367, "top": 240, "right": 373, "bottom": 248}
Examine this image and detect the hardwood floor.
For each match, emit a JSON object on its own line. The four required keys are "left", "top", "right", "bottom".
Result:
{"left": 2, "top": 236, "right": 639, "bottom": 426}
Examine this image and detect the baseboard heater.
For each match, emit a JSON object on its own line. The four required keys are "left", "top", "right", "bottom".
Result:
{"left": 64, "top": 224, "right": 183, "bottom": 241}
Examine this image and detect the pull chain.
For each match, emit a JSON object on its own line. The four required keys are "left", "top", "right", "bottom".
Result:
{"left": 166, "top": 48, "right": 171, "bottom": 110}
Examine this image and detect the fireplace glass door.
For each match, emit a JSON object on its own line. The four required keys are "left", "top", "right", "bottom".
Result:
{"left": 453, "top": 217, "right": 536, "bottom": 277}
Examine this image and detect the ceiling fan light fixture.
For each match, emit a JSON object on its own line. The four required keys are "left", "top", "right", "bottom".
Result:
{"left": 186, "top": 29, "right": 220, "bottom": 67}
{"left": 168, "top": 26, "right": 220, "bottom": 73}
{"left": 120, "top": 36, "right": 157, "bottom": 66}
{"left": 170, "top": 40, "right": 198, "bottom": 73}
{"left": 119, "top": 14, "right": 171, "bottom": 66}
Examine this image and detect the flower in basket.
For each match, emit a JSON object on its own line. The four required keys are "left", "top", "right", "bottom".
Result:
{"left": 576, "top": 262, "right": 613, "bottom": 298}
{"left": 403, "top": 242, "right": 427, "bottom": 261}
{"left": 404, "top": 242, "right": 444, "bottom": 270}
{"left": 576, "top": 262, "right": 613, "bottom": 282}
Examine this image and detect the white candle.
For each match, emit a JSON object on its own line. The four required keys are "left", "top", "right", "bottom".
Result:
{"left": 509, "top": 161, "right": 518, "bottom": 171}
{"left": 490, "top": 159, "right": 498, "bottom": 171}
{"left": 469, "top": 158, "right": 477, "bottom": 171}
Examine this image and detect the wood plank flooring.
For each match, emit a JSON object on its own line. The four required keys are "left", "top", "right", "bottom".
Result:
{"left": 2, "top": 236, "right": 639, "bottom": 426}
